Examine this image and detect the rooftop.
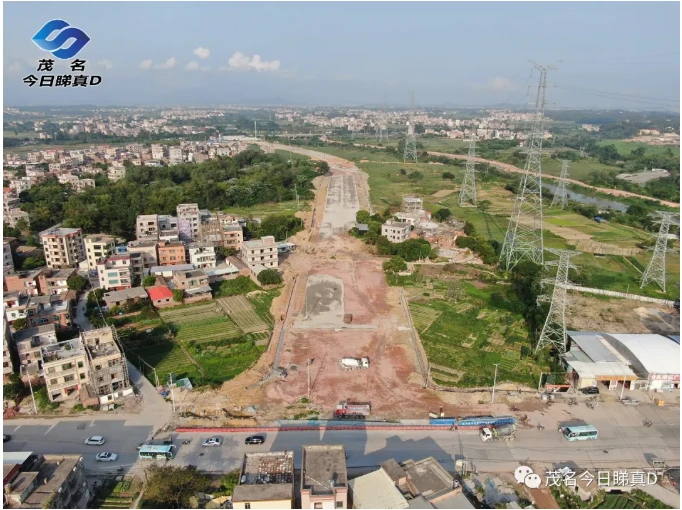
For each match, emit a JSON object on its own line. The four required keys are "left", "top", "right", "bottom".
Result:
{"left": 176, "top": 269, "right": 207, "bottom": 279}
{"left": 607, "top": 333, "right": 680, "bottom": 375}
{"left": 39, "top": 224, "right": 81, "bottom": 237}
{"left": 302, "top": 445, "right": 347, "bottom": 495}
{"left": 349, "top": 469, "right": 409, "bottom": 509}
{"left": 22, "top": 455, "right": 83, "bottom": 508}
{"left": 232, "top": 451, "right": 294, "bottom": 503}
{"left": 150, "top": 264, "right": 195, "bottom": 274}
{"left": 41, "top": 338, "right": 85, "bottom": 362}
{"left": 103, "top": 287, "right": 149, "bottom": 304}
{"left": 401, "top": 457, "right": 455, "bottom": 501}
{"left": 185, "top": 285, "right": 212, "bottom": 296}
{"left": 14, "top": 324, "right": 57, "bottom": 343}
{"left": 243, "top": 236, "right": 277, "bottom": 249}
{"left": 147, "top": 286, "right": 174, "bottom": 301}
{"left": 384, "top": 220, "right": 410, "bottom": 228}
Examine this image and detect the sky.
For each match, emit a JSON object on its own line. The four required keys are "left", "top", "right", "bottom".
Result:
{"left": 3, "top": 2, "right": 680, "bottom": 109}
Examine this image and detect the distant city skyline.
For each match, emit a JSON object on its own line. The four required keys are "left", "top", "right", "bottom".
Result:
{"left": 4, "top": 2, "right": 680, "bottom": 109}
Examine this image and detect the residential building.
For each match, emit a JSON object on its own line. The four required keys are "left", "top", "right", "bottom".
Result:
{"left": 4, "top": 196, "right": 21, "bottom": 214}
{"left": 97, "top": 255, "right": 134, "bottom": 291}
{"left": 5, "top": 209, "right": 30, "bottom": 228}
{"left": 3, "top": 454, "right": 90, "bottom": 509}
{"left": 102, "top": 287, "right": 149, "bottom": 309}
{"left": 151, "top": 144, "right": 164, "bottom": 160}
{"left": 36, "top": 268, "right": 77, "bottom": 296}
{"left": 107, "top": 165, "right": 126, "bottom": 182}
{"left": 149, "top": 264, "right": 195, "bottom": 278}
{"left": 84, "top": 234, "right": 119, "bottom": 270}
{"left": 3, "top": 293, "right": 31, "bottom": 325}
{"left": 381, "top": 221, "right": 410, "bottom": 244}
{"left": 3, "top": 319, "right": 13, "bottom": 380}
{"left": 4, "top": 239, "right": 14, "bottom": 274}
{"left": 126, "top": 240, "right": 158, "bottom": 270}
{"left": 169, "top": 146, "right": 183, "bottom": 165}
{"left": 10, "top": 178, "right": 32, "bottom": 194}
{"left": 81, "top": 326, "right": 131, "bottom": 403}
{"left": 204, "top": 261, "right": 241, "bottom": 283}
{"left": 199, "top": 213, "right": 244, "bottom": 249}
{"left": 301, "top": 445, "right": 348, "bottom": 509}
{"left": 41, "top": 338, "right": 89, "bottom": 402}
{"left": 14, "top": 324, "right": 58, "bottom": 380}
{"left": 40, "top": 225, "right": 86, "bottom": 269}
{"left": 241, "top": 236, "right": 278, "bottom": 274}
{"left": 136, "top": 214, "right": 159, "bottom": 239}
{"left": 187, "top": 243, "right": 216, "bottom": 269}
{"left": 146, "top": 286, "right": 177, "bottom": 308}
{"left": 157, "top": 241, "right": 187, "bottom": 266}
{"left": 4, "top": 268, "right": 44, "bottom": 296}
{"left": 177, "top": 203, "right": 201, "bottom": 242}
{"left": 172, "top": 269, "right": 209, "bottom": 290}
{"left": 402, "top": 197, "right": 423, "bottom": 214}
{"left": 232, "top": 451, "right": 294, "bottom": 509}
{"left": 25, "top": 293, "right": 76, "bottom": 331}
{"left": 183, "top": 285, "right": 213, "bottom": 304}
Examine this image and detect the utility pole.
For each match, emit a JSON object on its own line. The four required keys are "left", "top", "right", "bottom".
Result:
{"left": 500, "top": 62, "right": 557, "bottom": 270}
{"left": 491, "top": 363, "right": 500, "bottom": 403}
{"left": 307, "top": 359, "right": 313, "bottom": 399}
{"left": 168, "top": 373, "right": 176, "bottom": 414}
{"left": 458, "top": 133, "right": 478, "bottom": 207}
{"left": 403, "top": 91, "right": 418, "bottom": 163}
{"left": 550, "top": 160, "right": 570, "bottom": 209}
{"left": 20, "top": 366, "right": 37, "bottom": 414}
{"left": 535, "top": 249, "right": 580, "bottom": 354}
{"left": 640, "top": 212, "right": 679, "bottom": 293}
{"left": 254, "top": 120, "right": 257, "bottom": 138}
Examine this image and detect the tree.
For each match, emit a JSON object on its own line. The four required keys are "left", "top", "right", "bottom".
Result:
{"left": 408, "top": 171, "right": 423, "bottom": 180}
{"left": 382, "top": 255, "right": 407, "bottom": 273}
{"left": 67, "top": 274, "right": 89, "bottom": 292}
{"left": 3, "top": 374, "right": 26, "bottom": 402}
{"left": 356, "top": 210, "right": 371, "bottom": 224}
{"left": 215, "top": 246, "right": 238, "bottom": 259}
{"left": 142, "top": 275, "right": 157, "bottom": 287}
{"left": 172, "top": 289, "right": 184, "bottom": 302}
{"left": 315, "top": 160, "right": 330, "bottom": 174}
{"left": 442, "top": 172, "right": 455, "bottom": 180}
{"left": 143, "top": 465, "right": 210, "bottom": 508}
{"left": 477, "top": 200, "right": 492, "bottom": 213}
{"left": 399, "top": 168, "right": 407, "bottom": 175}
{"left": 13, "top": 318, "right": 28, "bottom": 331}
{"left": 433, "top": 208, "right": 452, "bottom": 222}
{"left": 22, "top": 256, "right": 45, "bottom": 270}
{"left": 446, "top": 280, "right": 466, "bottom": 302}
{"left": 257, "top": 269, "right": 282, "bottom": 286}
{"left": 463, "top": 221, "right": 476, "bottom": 236}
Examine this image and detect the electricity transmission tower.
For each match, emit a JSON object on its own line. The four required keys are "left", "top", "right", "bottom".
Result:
{"left": 640, "top": 212, "right": 680, "bottom": 293}
{"left": 536, "top": 249, "right": 580, "bottom": 355}
{"left": 550, "top": 160, "right": 570, "bottom": 209}
{"left": 403, "top": 91, "right": 418, "bottom": 163}
{"left": 500, "top": 62, "right": 555, "bottom": 270}
{"left": 458, "top": 133, "right": 478, "bottom": 207}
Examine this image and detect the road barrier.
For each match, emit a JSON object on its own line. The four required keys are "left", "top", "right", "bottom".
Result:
{"left": 175, "top": 424, "right": 461, "bottom": 433}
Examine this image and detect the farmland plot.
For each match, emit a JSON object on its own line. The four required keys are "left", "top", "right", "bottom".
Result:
{"left": 159, "top": 303, "right": 241, "bottom": 343}
{"left": 216, "top": 296, "right": 270, "bottom": 333}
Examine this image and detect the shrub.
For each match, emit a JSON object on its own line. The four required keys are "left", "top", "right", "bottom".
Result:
{"left": 257, "top": 269, "right": 282, "bottom": 286}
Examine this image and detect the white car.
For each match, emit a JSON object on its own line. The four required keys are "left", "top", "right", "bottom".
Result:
{"left": 201, "top": 437, "right": 221, "bottom": 447}
{"left": 96, "top": 452, "right": 118, "bottom": 462}
{"left": 84, "top": 436, "right": 106, "bottom": 446}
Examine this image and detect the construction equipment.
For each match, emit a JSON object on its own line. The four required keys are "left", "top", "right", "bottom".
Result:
{"left": 334, "top": 401, "right": 371, "bottom": 420}
{"left": 339, "top": 357, "right": 370, "bottom": 370}
{"left": 480, "top": 424, "right": 516, "bottom": 442}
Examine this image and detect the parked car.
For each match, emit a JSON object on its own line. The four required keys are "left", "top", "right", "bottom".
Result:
{"left": 96, "top": 452, "right": 118, "bottom": 462}
{"left": 245, "top": 435, "right": 265, "bottom": 445}
{"left": 3, "top": 434, "right": 10, "bottom": 442}
{"left": 581, "top": 386, "right": 600, "bottom": 395}
{"left": 620, "top": 397, "right": 640, "bottom": 406}
{"left": 84, "top": 436, "right": 106, "bottom": 446}
{"left": 201, "top": 437, "right": 221, "bottom": 447}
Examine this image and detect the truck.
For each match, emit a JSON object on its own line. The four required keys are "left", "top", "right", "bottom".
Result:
{"left": 480, "top": 424, "right": 516, "bottom": 442}
{"left": 334, "top": 401, "right": 371, "bottom": 419}
{"left": 340, "top": 357, "right": 370, "bottom": 370}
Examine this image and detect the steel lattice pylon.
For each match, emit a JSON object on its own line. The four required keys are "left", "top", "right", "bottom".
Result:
{"left": 500, "top": 62, "right": 555, "bottom": 270}
{"left": 640, "top": 212, "right": 680, "bottom": 293}
{"left": 535, "top": 249, "right": 580, "bottom": 354}
{"left": 550, "top": 160, "right": 570, "bottom": 209}
{"left": 403, "top": 91, "right": 418, "bottom": 163}
{"left": 458, "top": 133, "right": 478, "bottom": 207}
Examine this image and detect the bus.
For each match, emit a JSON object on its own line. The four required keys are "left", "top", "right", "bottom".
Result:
{"left": 561, "top": 425, "right": 598, "bottom": 441}
{"left": 139, "top": 444, "right": 176, "bottom": 461}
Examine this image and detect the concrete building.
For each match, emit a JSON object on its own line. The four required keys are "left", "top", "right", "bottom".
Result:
{"left": 97, "top": 254, "right": 134, "bottom": 290}
{"left": 136, "top": 214, "right": 159, "bottom": 239}
{"left": 14, "top": 324, "right": 58, "bottom": 380}
{"left": 3, "top": 319, "right": 14, "bottom": 380}
{"left": 84, "top": 234, "right": 119, "bottom": 270}
{"left": 126, "top": 239, "right": 158, "bottom": 271}
{"left": 3, "top": 454, "right": 89, "bottom": 509}
{"left": 146, "top": 286, "right": 177, "bottom": 308}
{"left": 5, "top": 209, "right": 30, "bottom": 228}
{"left": 40, "top": 225, "right": 86, "bottom": 269}
{"left": 171, "top": 269, "right": 209, "bottom": 290}
{"left": 187, "top": 243, "right": 217, "bottom": 269}
{"left": 4, "top": 268, "right": 43, "bottom": 296}
{"left": 4, "top": 239, "right": 14, "bottom": 274}
{"left": 151, "top": 144, "right": 164, "bottom": 160}
{"left": 232, "top": 451, "right": 294, "bottom": 509}
{"left": 102, "top": 287, "right": 149, "bottom": 309}
{"left": 169, "top": 146, "right": 183, "bottom": 165}
{"left": 37, "top": 268, "right": 77, "bottom": 296}
{"left": 241, "top": 236, "right": 278, "bottom": 274}
{"left": 382, "top": 220, "right": 411, "bottom": 243}
{"left": 301, "top": 445, "right": 348, "bottom": 509}
{"left": 157, "top": 241, "right": 187, "bottom": 266}
{"left": 150, "top": 263, "right": 195, "bottom": 278}
{"left": 107, "top": 165, "right": 126, "bottom": 182}
{"left": 402, "top": 197, "right": 423, "bottom": 214}
{"left": 41, "top": 338, "right": 89, "bottom": 403}
{"left": 14, "top": 293, "right": 76, "bottom": 331}
{"left": 176, "top": 203, "right": 201, "bottom": 242}
{"left": 81, "top": 326, "right": 131, "bottom": 403}
{"left": 199, "top": 213, "right": 244, "bottom": 250}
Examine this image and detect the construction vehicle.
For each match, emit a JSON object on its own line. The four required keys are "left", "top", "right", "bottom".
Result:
{"left": 334, "top": 401, "right": 371, "bottom": 419}
{"left": 339, "top": 357, "right": 370, "bottom": 370}
{"left": 480, "top": 424, "right": 517, "bottom": 442}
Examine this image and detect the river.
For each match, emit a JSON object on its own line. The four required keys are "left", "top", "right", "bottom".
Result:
{"left": 542, "top": 183, "right": 628, "bottom": 212}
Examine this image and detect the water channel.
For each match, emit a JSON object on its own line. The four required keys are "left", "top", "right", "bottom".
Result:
{"left": 542, "top": 183, "right": 628, "bottom": 213}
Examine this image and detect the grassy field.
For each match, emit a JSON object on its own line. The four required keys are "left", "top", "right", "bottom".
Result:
{"left": 222, "top": 200, "right": 303, "bottom": 217}
{"left": 598, "top": 139, "right": 680, "bottom": 158}
{"left": 159, "top": 302, "right": 242, "bottom": 344}
{"left": 401, "top": 266, "right": 548, "bottom": 388}
{"left": 540, "top": 156, "right": 622, "bottom": 179}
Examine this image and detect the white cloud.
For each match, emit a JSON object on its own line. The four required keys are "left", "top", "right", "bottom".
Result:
{"left": 139, "top": 59, "right": 153, "bottom": 70}
{"left": 97, "top": 59, "right": 113, "bottom": 70}
{"left": 201, "top": 66, "right": 210, "bottom": 72}
{"left": 186, "top": 61, "right": 200, "bottom": 71}
{"left": 193, "top": 47, "right": 210, "bottom": 60}
{"left": 6, "top": 61, "right": 23, "bottom": 73}
{"left": 483, "top": 77, "right": 516, "bottom": 92}
{"left": 228, "top": 51, "right": 280, "bottom": 72}
{"left": 140, "top": 57, "right": 176, "bottom": 70}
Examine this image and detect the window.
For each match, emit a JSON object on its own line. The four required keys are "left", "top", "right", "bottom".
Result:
{"left": 315, "top": 504, "right": 323, "bottom": 509}
{"left": 64, "top": 375, "right": 75, "bottom": 383}
{"left": 244, "top": 505, "right": 251, "bottom": 510}
{"left": 336, "top": 503, "right": 344, "bottom": 509}
{"left": 77, "top": 361, "right": 84, "bottom": 368}
{"left": 50, "top": 378, "right": 58, "bottom": 385}
{"left": 80, "top": 373, "right": 86, "bottom": 380}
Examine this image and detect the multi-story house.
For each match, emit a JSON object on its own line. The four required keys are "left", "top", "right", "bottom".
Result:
{"left": 157, "top": 241, "right": 187, "bottom": 266}
{"left": 232, "top": 452, "right": 295, "bottom": 509}
{"left": 107, "top": 164, "right": 126, "bottom": 182}
{"left": 9, "top": 178, "right": 31, "bottom": 194}
{"left": 84, "top": 234, "right": 120, "bottom": 270}
{"left": 199, "top": 213, "right": 244, "bottom": 250}
{"left": 3, "top": 293, "right": 30, "bottom": 325}
{"left": 36, "top": 268, "right": 77, "bottom": 295}
{"left": 171, "top": 269, "right": 209, "bottom": 290}
{"left": 126, "top": 240, "right": 158, "bottom": 271}
{"left": 14, "top": 324, "right": 58, "bottom": 380}
{"left": 97, "top": 254, "right": 133, "bottom": 290}
{"left": 81, "top": 326, "right": 131, "bottom": 403}
{"left": 3, "top": 319, "right": 13, "bottom": 381}
{"left": 158, "top": 214, "right": 179, "bottom": 241}
{"left": 4, "top": 239, "right": 14, "bottom": 274}
{"left": 26, "top": 293, "right": 75, "bottom": 331}
{"left": 187, "top": 243, "right": 216, "bottom": 269}
{"left": 151, "top": 144, "right": 164, "bottom": 160}
{"left": 169, "top": 146, "right": 183, "bottom": 165}
{"left": 40, "top": 225, "right": 86, "bottom": 269}
{"left": 241, "top": 236, "right": 278, "bottom": 274}
{"left": 301, "top": 445, "right": 348, "bottom": 510}
{"left": 4, "top": 209, "right": 30, "bottom": 228}
{"left": 176, "top": 203, "right": 201, "bottom": 242}
{"left": 41, "top": 337, "right": 89, "bottom": 402}
{"left": 381, "top": 220, "right": 411, "bottom": 244}
{"left": 4, "top": 268, "right": 44, "bottom": 296}
{"left": 136, "top": 214, "right": 159, "bottom": 239}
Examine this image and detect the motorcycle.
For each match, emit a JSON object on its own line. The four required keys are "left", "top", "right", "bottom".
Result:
{"left": 537, "top": 424, "right": 545, "bottom": 430}
{"left": 643, "top": 419, "right": 653, "bottom": 428}
{"left": 182, "top": 439, "right": 192, "bottom": 445}
{"left": 510, "top": 406, "right": 519, "bottom": 412}
{"left": 568, "top": 398, "right": 578, "bottom": 406}
{"left": 116, "top": 467, "right": 124, "bottom": 473}
{"left": 77, "top": 423, "right": 86, "bottom": 430}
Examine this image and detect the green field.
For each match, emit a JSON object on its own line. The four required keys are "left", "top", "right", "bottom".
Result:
{"left": 160, "top": 302, "right": 242, "bottom": 344}
{"left": 222, "top": 200, "right": 303, "bottom": 217}
{"left": 598, "top": 139, "right": 680, "bottom": 158}
{"left": 540, "top": 156, "right": 622, "bottom": 179}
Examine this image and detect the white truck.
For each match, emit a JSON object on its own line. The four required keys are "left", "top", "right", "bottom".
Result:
{"left": 480, "top": 424, "right": 516, "bottom": 442}
{"left": 339, "top": 357, "right": 370, "bottom": 370}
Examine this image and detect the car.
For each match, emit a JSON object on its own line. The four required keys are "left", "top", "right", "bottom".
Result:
{"left": 84, "top": 436, "right": 106, "bottom": 446}
{"left": 245, "top": 435, "right": 265, "bottom": 445}
{"left": 581, "top": 386, "right": 600, "bottom": 395}
{"left": 3, "top": 434, "right": 10, "bottom": 442}
{"left": 96, "top": 452, "right": 118, "bottom": 462}
{"left": 201, "top": 437, "right": 221, "bottom": 447}
{"left": 621, "top": 397, "right": 640, "bottom": 406}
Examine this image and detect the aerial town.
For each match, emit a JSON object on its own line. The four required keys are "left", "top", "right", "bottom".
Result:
{"left": 2, "top": 3, "right": 681, "bottom": 510}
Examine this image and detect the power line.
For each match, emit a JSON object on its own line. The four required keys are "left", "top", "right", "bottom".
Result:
{"left": 554, "top": 84, "right": 680, "bottom": 107}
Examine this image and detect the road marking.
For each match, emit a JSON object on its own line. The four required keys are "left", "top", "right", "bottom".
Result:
{"left": 12, "top": 425, "right": 22, "bottom": 432}
{"left": 45, "top": 424, "right": 57, "bottom": 435}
